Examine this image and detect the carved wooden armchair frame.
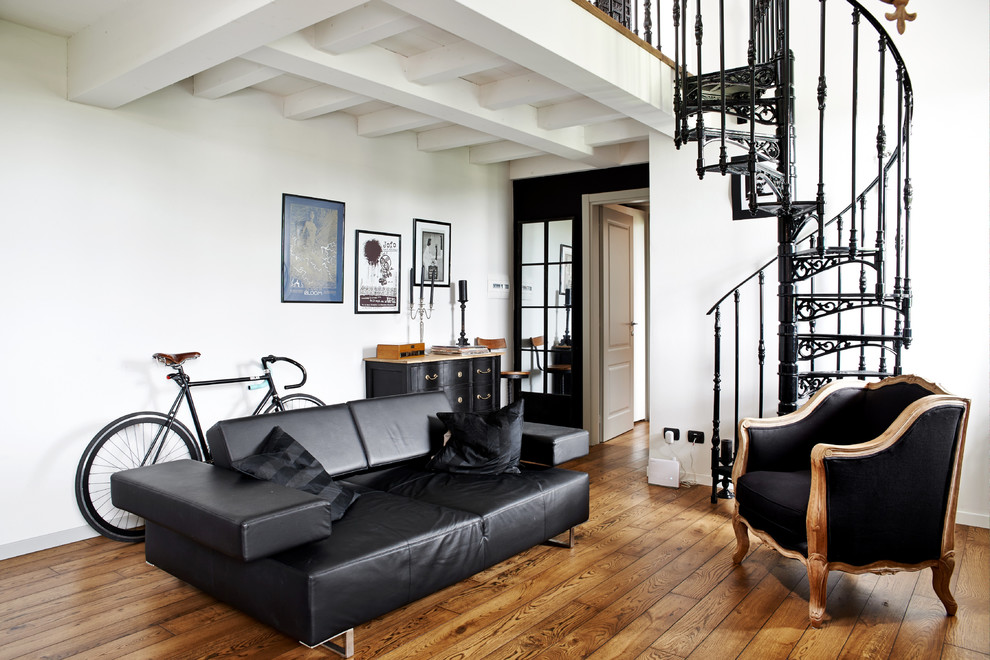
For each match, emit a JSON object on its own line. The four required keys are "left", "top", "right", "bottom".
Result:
{"left": 731, "top": 375, "right": 971, "bottom": 628}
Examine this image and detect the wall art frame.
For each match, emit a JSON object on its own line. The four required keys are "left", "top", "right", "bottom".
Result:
{"left": 281, "top": 193, "right": 345, "bottom": 303}
{"left": 354, "top": 230, "right": 401, "bottom": 314}
{"left": 412, "top": 218, "right": 451, "bottom": 289}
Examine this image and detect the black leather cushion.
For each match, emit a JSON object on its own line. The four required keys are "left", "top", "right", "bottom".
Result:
{"left": 428, "top": 399, "right": 523, "bottom": 474}
{"left": 232, "top": 426, "right": 359, "bottom": 521}
{"left": 736, "top": 469, "right": 812, "bottom": 555}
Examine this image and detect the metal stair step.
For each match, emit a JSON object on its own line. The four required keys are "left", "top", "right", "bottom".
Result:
{"left": 800, "top": 370, "right": 895, "bottom": 380}
{"left": 796, "top": 332, "right": 905, "bottom": 343}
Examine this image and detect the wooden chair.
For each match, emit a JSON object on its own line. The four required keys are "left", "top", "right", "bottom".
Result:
{"left": 530, "top": 336, "right": 572, "bottom": 394}
{"left": 476, "top": 338, "right": 529, "bottom": 404}
{"left": 731, "top": 375, "right": 971, "bottom": 628}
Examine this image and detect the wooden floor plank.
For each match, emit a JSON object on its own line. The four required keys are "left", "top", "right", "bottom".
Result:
{"left": 0, "top": 422, "right": 985, "bottom": 660}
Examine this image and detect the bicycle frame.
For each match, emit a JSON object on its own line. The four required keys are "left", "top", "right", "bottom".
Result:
{"left": 144, "top": 356, "right": 306, "bottom": 464}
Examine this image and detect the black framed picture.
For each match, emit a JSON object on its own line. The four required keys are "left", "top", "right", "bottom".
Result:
{"left": 412, "top": 219, "right": 451, "bottom": 289}
{"left": 281, "top": 194, "right": 345, "bottom": 303}
{"left": 354, "top": 230, "right": 401, "bottom": 314}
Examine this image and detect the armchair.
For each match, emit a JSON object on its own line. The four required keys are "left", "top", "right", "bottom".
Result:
{"left": 731, "top": 375, "right": 970, "bottom": 628}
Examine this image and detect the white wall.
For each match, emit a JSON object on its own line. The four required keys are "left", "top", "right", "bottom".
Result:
{"left": 0, "top": 20, "right": 513, "bottom": 556}
{"left": 647, "top": 2, "right": 990, "bottom": 528}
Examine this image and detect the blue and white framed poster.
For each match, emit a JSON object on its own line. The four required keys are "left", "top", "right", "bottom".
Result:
{"left": 281, "top": 193, "right": 345, "bottom": 303}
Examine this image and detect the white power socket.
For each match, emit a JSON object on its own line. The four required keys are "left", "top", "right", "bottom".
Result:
{"left": 648, "top": 458, "right": 679, "bottom": 488}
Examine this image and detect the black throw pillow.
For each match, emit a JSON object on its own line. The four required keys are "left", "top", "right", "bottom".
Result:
{"left": 427, "top": 399, "right": 524, "bottom": 475}
{"left": 232, "top": 426, "right": 359, "bottom": 521}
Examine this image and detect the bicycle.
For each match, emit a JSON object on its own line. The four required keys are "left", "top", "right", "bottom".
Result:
{"left": 75, "top": 352, "right": 325, "bottom": 542}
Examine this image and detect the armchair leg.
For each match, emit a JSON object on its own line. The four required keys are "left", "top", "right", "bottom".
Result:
{"left": 932, "top": 553, "right": 958, "bottom": 616}
{"left": 731, "top": 514, "right": 750, "bottom": 564}
{"left": 807, "top": 554, "right": 829, "bottom": 628}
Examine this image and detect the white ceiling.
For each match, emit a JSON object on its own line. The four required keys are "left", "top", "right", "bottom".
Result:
{"left": 0, "top": 0, "right": 674, "bottom": 174}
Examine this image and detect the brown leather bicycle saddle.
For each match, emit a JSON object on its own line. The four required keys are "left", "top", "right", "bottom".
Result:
{"left": 152, "top": 352, "right": 201, "bottom": 366}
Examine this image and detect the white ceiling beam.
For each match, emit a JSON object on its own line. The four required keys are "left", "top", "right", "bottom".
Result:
{"left": 192, "top": 59, "right": 281, "bottom": 99}
{"left": 403, "top": 40, "right": 507, "bottom": 85}
{"left": 538, "top": 98, "right": 625, "bottom": 130}
{"left": 417, "top": 125, "right": 499, "bottom": 152}
{"left": 357, "top": 107, "right": 440, "bottom": 137}
{"left": 469, "top": 141, "right": 544, "bottom": 165}
{"left": 479, "top": 73, "right": 573, "bottom": 110}
{"left": 242, "top": 33, "right": 595, "bottom": 160}
{"left": 67, "top": 0, "right": 366, "bottom": 108}
{"left": 313, "top": 1, "right": 421, "bottom": 55}
{"left": 585, "top": 118, "right": 650, "bottom": 147}
{"left": 283, "top": 85, "right": 370, "bottom": 120}
{"left": 379, "top": 0, "right": 676, "bottom": 135}
{"left": 508, "top": 141, "right": 649, "bottom": 179}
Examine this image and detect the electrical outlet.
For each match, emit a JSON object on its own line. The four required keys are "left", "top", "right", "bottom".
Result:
{"left": 662, "top": 427, "right": 680, "bottom": 442}
{"left": 688, "top": 430, "right": 705, "bottom": 444}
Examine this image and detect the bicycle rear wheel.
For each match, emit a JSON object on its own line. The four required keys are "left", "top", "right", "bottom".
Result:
{"left": 263, "top": 393, "right": 325, "bottom": 414}
{"left": 75, "top": 412, "right": 202, "bottom": 542}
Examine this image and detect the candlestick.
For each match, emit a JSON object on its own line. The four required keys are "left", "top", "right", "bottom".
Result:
{"left": 429, "top": 273, "right": 435, "bottom": 305}
{"left": 409, "top": 267, "right": 414, "bottom": 304}
{"left": 419, "top": 266, "right": 424, "bottom": 300}
{"left": 457, "top": 279, "right": 468, "bottom": 303}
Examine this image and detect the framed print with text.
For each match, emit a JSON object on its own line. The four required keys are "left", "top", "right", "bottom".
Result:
{"left": 281, "top": 194, "right": 345, "bottom": 303}
{"left": 355, "top": 230, "right": 401, "bottom": 313}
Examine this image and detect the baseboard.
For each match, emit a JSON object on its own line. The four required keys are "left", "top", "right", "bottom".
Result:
{"left": 0, "top": 526, "right": 98, "bottom": 561}
{"left": 956, "top": 510, "right": 990, "bottom": 530}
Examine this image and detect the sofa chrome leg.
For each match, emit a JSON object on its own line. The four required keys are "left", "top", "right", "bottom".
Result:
{"left": 301, "top": 629, "right": 354, "bottom": 657}
{"left": 545, "top": 527, "right": 575, "bottom": 548}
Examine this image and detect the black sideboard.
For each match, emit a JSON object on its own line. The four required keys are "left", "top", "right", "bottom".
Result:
{"left": 365, "top": 353, "right": 501, "bottom": 412}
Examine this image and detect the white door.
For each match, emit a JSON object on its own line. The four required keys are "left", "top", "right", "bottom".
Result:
{"left": 602, "top": 205, "right": 635, "bottom": 440}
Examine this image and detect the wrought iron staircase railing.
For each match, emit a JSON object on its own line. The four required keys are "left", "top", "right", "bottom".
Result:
{"left": 670, "top": 0, "right": 914, "bottom": 501}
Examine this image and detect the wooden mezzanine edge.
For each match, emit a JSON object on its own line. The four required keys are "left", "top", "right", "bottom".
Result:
{"left": 0, "top": 422, "right": 987, "bottom": 659}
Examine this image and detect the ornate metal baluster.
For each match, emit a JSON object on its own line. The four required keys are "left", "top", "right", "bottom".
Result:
{"left": 875, "top": 34, "right": 887, "bottom": 303}
{"left": 681, "top": 0, "right": 689, "bottom": 141}
{"left": 902, "top": 80, "right": 913, "bottom": 348}
{"left": 695, "top": 0, "right": 705, "bottom": 179}
{"left": 816, "top": 0, "right": 828, "bottom": 254}
{"left": 748, "top": 0, "right": 758, "bottom": 213}
{"left": 645, "top": 0, "right": 654, "bottom": 48}
{"left": 711, "top": 304, "right": 722, "bottom": 504}
{"left": 673, "top": 0, "right": 681, "bottom": 148}
{"left": 893, "top": 63, "right": 905, "bottom": 374}
{"left": 733, "top": 289, "right": 740, "bottom": 449}
{"left": 718, "top": 0, "right": 727, "bottom": 174}
{"left": 858, "top": 195, "right": 868, "bottom": 375}
{"left": 849, "top": 8, "right": 860, "bottom": 256}
{"left": 758, "top": 270, "right": 766, "bottom": 417}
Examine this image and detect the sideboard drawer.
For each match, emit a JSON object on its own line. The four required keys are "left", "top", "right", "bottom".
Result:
{"left": 472, "top": 382, "right": 495, "bottom": 412}
{"left": 408, "top": 364, "right": 444, "bottom": 392}
{"left": 446, "top": 362, "right": 471, "bottom": 388}
{"left": 447, "top": 385, "right": 473, "bottom": 412}
{"left": 470, "top": 357, "right": 496, "bottom": 383}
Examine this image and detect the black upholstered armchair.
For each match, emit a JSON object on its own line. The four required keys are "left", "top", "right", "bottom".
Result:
{"left": 731, "top": 375, "right": 970, "bottom": 627}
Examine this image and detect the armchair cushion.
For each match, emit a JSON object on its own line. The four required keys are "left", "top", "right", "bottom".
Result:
{"left": 232, "top": 426, "right": 359, "bottom": 521}
{"left": 736, "top": 470, "right": 811, "bottom": 555}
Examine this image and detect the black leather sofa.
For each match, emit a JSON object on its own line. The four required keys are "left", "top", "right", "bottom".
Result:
{"left": 111, "top": 391, "right": 589, "bottom": 655}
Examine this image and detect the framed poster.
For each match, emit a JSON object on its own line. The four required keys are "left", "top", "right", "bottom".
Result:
{"left": 355, "top": 230, "right": 401, "bottom": 313}
{"left": 412, "top": 219, "right": 451, "bottom": 289}
{"left": 281, "top": 194, "right": 345, "bottom": 303}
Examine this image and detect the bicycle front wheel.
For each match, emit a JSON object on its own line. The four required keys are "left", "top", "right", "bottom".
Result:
{"left": 263, "top": 393, "right": 325, "bottom": 414}
{"left": 75, "top": 412, "right": 202, "bottom": 542}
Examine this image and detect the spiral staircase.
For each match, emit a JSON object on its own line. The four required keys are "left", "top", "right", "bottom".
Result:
{"left": 670, "top": 0, "right": 915, "bottom": 499}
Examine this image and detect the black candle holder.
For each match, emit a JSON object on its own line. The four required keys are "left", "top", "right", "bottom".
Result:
{"left": 457, "top": 300, "right": 468, "bottom": 346}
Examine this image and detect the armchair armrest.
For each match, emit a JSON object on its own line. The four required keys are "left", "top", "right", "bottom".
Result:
{"left": 806, "top": 396, "right": 970, "bottom": 567}
{"left": 111, "top": 460, "right": 333, "bottom": 561}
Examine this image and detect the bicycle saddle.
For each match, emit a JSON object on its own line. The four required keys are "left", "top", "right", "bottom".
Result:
{"left": 153, "top": 352, "right": 201, "bottom": 366}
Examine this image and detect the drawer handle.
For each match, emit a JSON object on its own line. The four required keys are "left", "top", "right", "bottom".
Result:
{"left": 457, "top": 371, "right": 463, "bottom": 378}
{"left": 476, "top": 393, "right": 492, "bottom": 400}
{"left": 425, "top": 374, "right": 439, "bottom": 381}
{"left": 476, "top": 368, "right": 492, "bottom": 375}
{"left": 457, "top": 396, "right": 464, "bottom": 403}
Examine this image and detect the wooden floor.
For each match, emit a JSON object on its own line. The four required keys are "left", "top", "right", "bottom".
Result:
{"left": 2, "top": 422, "right": 988, "bottom": 659}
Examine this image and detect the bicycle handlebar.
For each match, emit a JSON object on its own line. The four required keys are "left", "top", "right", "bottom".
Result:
{"left": 261, "top": 355, "right": 307, "bottom": 389}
